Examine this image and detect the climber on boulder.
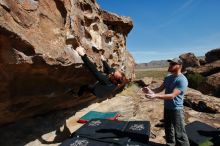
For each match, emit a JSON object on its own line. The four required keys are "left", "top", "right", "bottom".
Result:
{"left": 75, "top": 46, "right": 129, "bottom": 98}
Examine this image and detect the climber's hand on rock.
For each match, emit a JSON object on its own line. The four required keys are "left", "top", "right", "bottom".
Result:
{"left": 101, "top": 55, "right": 106, "bottom": 61}
{"left": 76, "top": 46, "right": 86, "bottom": 56}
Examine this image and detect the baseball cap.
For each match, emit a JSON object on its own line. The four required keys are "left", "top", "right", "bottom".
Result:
{"left": 167, "top": 58, "right": 183, "bottom": 65}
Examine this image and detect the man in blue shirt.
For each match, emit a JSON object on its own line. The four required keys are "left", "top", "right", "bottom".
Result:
{"left": 142, "top": 58, "right": 189, "bottom": 146}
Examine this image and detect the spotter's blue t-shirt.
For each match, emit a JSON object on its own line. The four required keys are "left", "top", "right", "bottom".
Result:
{"left": 164, "top": 73, "right": 188, "bottom": 110}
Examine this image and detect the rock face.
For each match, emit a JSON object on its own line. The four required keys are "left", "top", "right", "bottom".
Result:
{"left": 197, "top": 72, "right": 220, "bottom": 97}
{"left": 179, "top": 52, "right": 200, "bottom": 70}
{"left": 187, "top": 60, "right": 220, "bottom": 76}
{"left": 0, "top": 0, "right": 135, "bottom": 125}
{"left": 205, "top": 48, "right": 220, "bottom": 63}
{"left": 183, "top": 49, "right": 220, "bottom": 97}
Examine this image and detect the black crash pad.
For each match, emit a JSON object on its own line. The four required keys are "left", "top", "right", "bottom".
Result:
{"left": 186, "top": 121, "right": 220, "bottom": 146}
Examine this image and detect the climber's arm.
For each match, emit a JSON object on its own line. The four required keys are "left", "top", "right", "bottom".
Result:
{"left": 81, "top": 54, "right": 111, "bottom": 85}
{"left": 100, "top": 55, "right": 115, "bottom": 74}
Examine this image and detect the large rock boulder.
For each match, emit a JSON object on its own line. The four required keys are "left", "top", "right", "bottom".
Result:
{"left": 179, "top": 53, "right": 200, "bottom": 70}
{"left": 205, "top": 48, "right": 220, "bottom": 63}
{"left": 0, "top": 0, "right": 135, "bottom": 125}
{"left": 197, "top": 72, "right": 220, "bottom": 97}
{"left": 185, "top": 49, "right": 220, "bottom": 97}
{"left": 187, "top": 60, "right": 220, "bottom": 76}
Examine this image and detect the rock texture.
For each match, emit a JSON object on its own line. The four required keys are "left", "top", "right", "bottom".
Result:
{"left": 179, "top": 52, "right": 200, "bottom": 69}
{"left": 0, "top": 0, "right": 134, "bottom": 125}
{"left": 205, "top": 48, "right": 220, "bottom": 63}
{"left": 0, "top": 80, "right": 219, "bottom": 146}
{"left": 180, "top": 49, "right": 220, "bottom": 97}
{"left": 187, "top": 60, "right": 220, "bottom": 76}
{"left": 197, "top": 72, "right": 220, "bottom": 96}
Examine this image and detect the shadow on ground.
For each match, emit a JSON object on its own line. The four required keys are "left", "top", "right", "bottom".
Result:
{"left": 0, "top": 94, "right": 107, "bottom": 146}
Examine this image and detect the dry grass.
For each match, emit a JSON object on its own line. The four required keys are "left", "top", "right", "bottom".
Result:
{"left": 135, "top": 68, "right": 168, "bottom": 80}
{"left": 119, "top": 83, "right": 140, "bottom": 97}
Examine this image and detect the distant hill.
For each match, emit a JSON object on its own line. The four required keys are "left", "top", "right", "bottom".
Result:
{"left": 135, "top": 56, "right": 205, "bottom": 69}
{"left": 135, "top": 60, "right": 169, "bottom": 69}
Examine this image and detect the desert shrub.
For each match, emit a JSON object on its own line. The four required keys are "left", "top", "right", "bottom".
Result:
{"left": 187, "top": 73, "right": 206, "bottom": 89}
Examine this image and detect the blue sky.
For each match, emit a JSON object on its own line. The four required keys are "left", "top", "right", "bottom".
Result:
{"left": 97, "top": 0, "right": 220, "bottom": 63}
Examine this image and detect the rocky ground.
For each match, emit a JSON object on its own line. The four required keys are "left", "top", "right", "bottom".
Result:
{"left": 0, "top": 79, "right": 220, "bottom": 146}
